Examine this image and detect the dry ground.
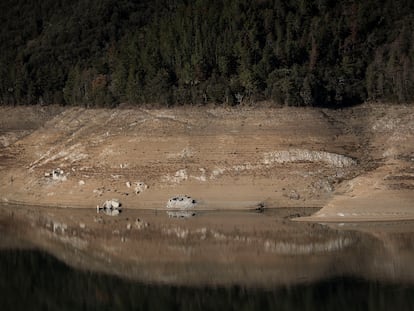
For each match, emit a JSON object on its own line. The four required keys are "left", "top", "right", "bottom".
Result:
{"left": 0, "top": 103, "right": 413, "bottom": 221}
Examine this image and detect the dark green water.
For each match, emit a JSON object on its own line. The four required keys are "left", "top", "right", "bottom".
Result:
{"left": 0, "top": 249, "right": 413, "bottom": 311}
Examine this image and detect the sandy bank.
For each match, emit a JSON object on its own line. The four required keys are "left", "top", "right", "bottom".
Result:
{"left": 0, "top": 103, "right": 413, "bottom": 221}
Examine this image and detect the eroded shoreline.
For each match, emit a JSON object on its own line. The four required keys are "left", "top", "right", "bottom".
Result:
{"left": 1, "top": 103, "right": 413, "bottom": 222}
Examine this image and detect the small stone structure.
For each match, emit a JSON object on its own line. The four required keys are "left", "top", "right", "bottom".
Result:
{"left": 134, "top": 181, "right": 148, "bottom": 194}
{"left": 44, "top": 168, "right": 67, "bottom": 181}
{"left": 97, "top": 199, "right": 122, "bottom": 216}
{"left": 166, "top": 195, "right": 197, "bottom": 209}
{"left": 126, "top": 181, "right": 148, "bottom": 194}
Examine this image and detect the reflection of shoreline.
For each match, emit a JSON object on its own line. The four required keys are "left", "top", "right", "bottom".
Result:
{"left": 0, "top": 204, "right": 413, "bottom": 287}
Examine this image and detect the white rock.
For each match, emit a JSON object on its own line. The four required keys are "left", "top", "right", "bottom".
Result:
{"left": 110, "top": 199, "right": 120, "bottom": 208}
{"left": 97, "top": 199, "right": 122, "bottom": 216}
{"left": 47, "top": 168, "right": 67, "bottom": 181}
{"left": 263, "top": 149, "right": 356, "bottom": 168}
{"left": 103, "top": 201, "right": 112, "bottom": 209}
{"left": 134, "top": 181, "right": 148, "bottom": 194}
{"left": 166, "top": 195, "right": 197, "bottom": 209}
{"left": 162, "top": 169, "right": 188, "bottom": 183}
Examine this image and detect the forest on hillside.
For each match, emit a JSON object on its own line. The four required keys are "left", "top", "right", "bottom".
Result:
{"left": 1, "top": 0, "right": 413, "bottom": 108}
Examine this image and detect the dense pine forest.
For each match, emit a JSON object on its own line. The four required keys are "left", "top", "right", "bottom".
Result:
{"left": 1, "top": 0, "right": 413, "bottom": 108}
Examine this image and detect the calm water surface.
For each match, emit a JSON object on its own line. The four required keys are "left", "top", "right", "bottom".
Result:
{"left": 0, "top": 249, "right": 413, "bottom": 311}
{"left": 0, "top": 206, "right": 413, "bottom": 310}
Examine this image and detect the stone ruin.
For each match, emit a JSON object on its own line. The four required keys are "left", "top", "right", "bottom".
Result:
{"left": 126, "top": 181, "right": 148, "bottom": 194}
{"left": 166, "top": 195, "right": 197, "bottom": 209}
{"left": 97, "top": 199, "right": 122, "bottom": 216}
{"left": 44, "top": 168, "right": 67, "bottom": 181}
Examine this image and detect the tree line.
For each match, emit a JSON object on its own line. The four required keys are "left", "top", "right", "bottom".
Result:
{"left": 1, "top": 0, "right": 413, "bottom": 108}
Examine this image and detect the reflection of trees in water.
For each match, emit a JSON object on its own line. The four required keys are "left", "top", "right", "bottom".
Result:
{"left": 0, "top": 249, "right": 413, "bottom": 311}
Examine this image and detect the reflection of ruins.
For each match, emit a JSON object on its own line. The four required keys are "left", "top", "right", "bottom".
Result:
{"left": 1, "top": 204, "right": 413, "bottom": 287}
{"left": 166, "top": 210, "right": 196, "bottom": 218}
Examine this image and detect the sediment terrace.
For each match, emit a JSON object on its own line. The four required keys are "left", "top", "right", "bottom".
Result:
{"left": 0, "top": 103, "right": 413, "bottom": 221}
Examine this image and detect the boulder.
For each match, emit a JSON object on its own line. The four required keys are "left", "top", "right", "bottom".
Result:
{"left": 166, "top": 195, "right": 197, "bottom": 209}
{"left": 97, "top": 199, "right": 122, "bottom": 216}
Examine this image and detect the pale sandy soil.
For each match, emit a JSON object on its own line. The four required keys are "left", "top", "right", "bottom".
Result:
{"left": 0, "top": 103, "right": 413, "bottom": 221}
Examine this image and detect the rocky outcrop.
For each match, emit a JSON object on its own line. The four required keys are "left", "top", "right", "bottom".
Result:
{"left": 44, "top": 168, "right": 67, "bottom": 181}
{"left": 263, "top": 149, "right": 356, "bottom": 168}
{"left": 166, "top": 195, "right": 197, "bottom": 209}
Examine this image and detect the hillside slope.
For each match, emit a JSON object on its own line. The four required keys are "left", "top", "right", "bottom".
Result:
{"left": 0, "top": 103, "right": 413, "bottom": 221}
{"left": 1, "top": 0, "right": 414, "bottom": 107}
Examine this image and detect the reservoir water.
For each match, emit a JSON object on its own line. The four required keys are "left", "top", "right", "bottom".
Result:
{"left": 0, "top": 205, "right": 413, "bottom": 310}
{"left": 0, "top": 249, "right": 413, "bottom": 311}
